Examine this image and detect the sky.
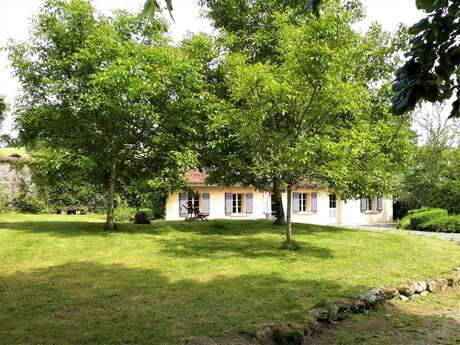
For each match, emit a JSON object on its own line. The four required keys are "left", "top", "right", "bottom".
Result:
{"left": 0, "top": 0, "right": 424, "bottom": 135}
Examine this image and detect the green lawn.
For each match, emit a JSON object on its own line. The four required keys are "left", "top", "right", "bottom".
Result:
{"left": 1, "top": 213, "right": 459, "bottom": 345}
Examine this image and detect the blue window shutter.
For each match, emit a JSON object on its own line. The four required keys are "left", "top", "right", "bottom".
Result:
{"left": 293, "top": 192, "right": 299, "bottom": 214}
{"left": 311, "top": 192, "right": 318, "bottom": 212}
{"left": 246, "top": 193, "right": 253, "bottom": 214}
{"left": 225, "top": 193, "right": 232, "bottom": 215}
{"left": 203, "top": 193, "right": 210, "bottom": 214}
{"left": 360, "top": 197, "right": 366, "bottom": 213}
{"left": 179, "top": 192, "right": 187, "bottom": 217}
{"left": 377, "top": 196, "right": 383, "bottom": 212}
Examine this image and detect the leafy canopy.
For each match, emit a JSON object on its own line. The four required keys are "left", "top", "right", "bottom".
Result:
{"left": 8, "top": 0, "right": 210, "bottom": 228}
{"left": 393, "top": 0, "right": 460, "bottom": 118}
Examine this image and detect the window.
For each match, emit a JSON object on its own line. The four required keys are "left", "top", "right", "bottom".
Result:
{"left": 329, "top": 194, "right": 337, "bottom": 209}
{"left": 232, "top": 193, "right": 243, "bottom": 214}
{"left": 361, "top": 196, "right": 383, "bottom": 213}
{"left": 366, "top": 196, "right": 373, "bottom": 211}
{"left": 299, "top": 193, "right": 308, "bottom": 212}
{"left": 188, "top": 192, "right": 200, "bottom": 210}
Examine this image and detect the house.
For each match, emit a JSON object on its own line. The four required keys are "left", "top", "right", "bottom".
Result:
{"left": 165, "top": 170, "right": 393, "bottom": 225}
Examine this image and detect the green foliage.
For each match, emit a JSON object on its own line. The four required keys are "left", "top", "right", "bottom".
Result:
{"left": 12, "top": 180, "right": 44, "bottom": 214}
{"left": 206, "top": 2, "right": 412, "bottom": 243}
{"left": 427, "top": 181, "right": 460, "bottom": 215}
{"left": 0, "top": 97, "right": 6, "bottom": 124}
{"left": 393, "top": 0, "right": 460, "bottom": 118}
{"left": 398, "top": 207, "right": 438, "bottom": 229}
{"left": 113, "top": 207, "right": 137, "bottom": 223}
{"left": 403, "top": 208, "right": 448, "bottom": 230}
{"left": 8, "top": 0, "right": 210, "bottom": 228}
{"left": 420, "top": 215, "right": 460, "bottom": 233}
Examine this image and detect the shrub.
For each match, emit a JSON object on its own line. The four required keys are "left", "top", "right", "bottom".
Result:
{"left": 113, "top": 207, "right": 136, "bottom": 223}
{"left": 13, "top": 196, "right": 44, "bottom": 214}
{"left": 409, "top": 209, "right": 448, "bottom": 230}
{"left": 398, "top": 208, "right": 448, "bottom": 230}
{"left": 418, "top": 215, "right": 460, "bottom": 233}
{"left": 12, "top": 179, "right": 44, "bottom": 214}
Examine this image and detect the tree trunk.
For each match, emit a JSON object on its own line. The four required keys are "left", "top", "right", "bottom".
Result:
{"left": 105, "top": 161, "right": 117, "bottom": 230}
{"left": 273, "top": 177, "right": 286, "bottom": 225}
{"left": 286, "top": 184, "right": 293, "bottom": 246}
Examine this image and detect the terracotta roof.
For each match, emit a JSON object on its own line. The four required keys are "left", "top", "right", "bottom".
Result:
{"left": 185, "top": 170, "right": 208, "bottom": 185}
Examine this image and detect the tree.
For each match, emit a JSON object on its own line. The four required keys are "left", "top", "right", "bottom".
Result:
{"left": 9, "top": 0, "right": 209, "bottom": 229}
{"left": 207, "top": 2, "right": 412, "bottom": 248}
{"left": 0, "top": 97, "right": 5, "bottom": 122}
{"left": 201, "top": 0, "right": 359, "bottom": 224}
{"left": 398, "top": 103, "right": 460, "bottom": 212}
{"left": 393, "top": 0, "right": 460, "bottom": 118}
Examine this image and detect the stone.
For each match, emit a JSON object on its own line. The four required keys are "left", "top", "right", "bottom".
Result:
{"left": 359, "top": 288, "right": 385, "bottom": 305}
{"left": 412, "top": 281, "right": 427, "bottom": 293}
{"left": 427, "top": 280, "right": 439, "bottom": 293}
{"left": 382, "top": 288, "right": 399, "bottom": 300}
{"left": 420, "top": 291, "right": 429, "bottom": 297}
{"left": 399, "top": 295, "right": 409, "bottom": 302}
{"left": 337, "top": 298, "right": 367, "bottom": 314}
{"left": 409, "top": 293, "right": 420, "bottom": 300}
{"left": 436, "top": 278, "right": 449, "bottom": 291}
{"left": 185, "top": 337, "right": 217, "bottom": 345}
{"left": 272, "top": 323, "right": 304, "bottom": 345}
{"left": 256, "top": 324, "right": 275, "bottom": 345}
{"left": 397, "top": 285, "right": 414, "bottom": 297}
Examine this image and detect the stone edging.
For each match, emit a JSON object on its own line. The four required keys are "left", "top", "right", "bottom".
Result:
{"left": 184, "top": 266, "right": 460, "bottom": 345}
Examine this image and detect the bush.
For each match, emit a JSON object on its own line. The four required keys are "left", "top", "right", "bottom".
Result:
{"left": 409, "top": 209, "right": 448, "bottom": 230}
{"left": 398, "top": 208, "right": 447, "bottom": 230}
{"left": 113, "top": 207, "right": 136, "bottom": 223}
{"left": 12, "top": 179, "right": 44, "bottom": 214}
{"left": 135, "top": 212, "right": 151, "bottom": 224}
{"left": 13, "top": 196, "right": 44, "bottom": 214}
{"left": 418, "top": 215, "right": 460, "bottom": 233}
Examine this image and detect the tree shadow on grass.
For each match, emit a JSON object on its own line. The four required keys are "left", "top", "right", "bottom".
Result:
{"left": 0, "top": 261, "right": 365, "bottom": 345}
{"left": 0, "top": 218, "right": 351, "bottom": 238}
{"left": 156, "top": 235, "right": 334, "bottom": 259}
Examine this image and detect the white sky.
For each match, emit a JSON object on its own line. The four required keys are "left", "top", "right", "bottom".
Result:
{"left": 0, "top": 0, "right": 424, "bottom": 135}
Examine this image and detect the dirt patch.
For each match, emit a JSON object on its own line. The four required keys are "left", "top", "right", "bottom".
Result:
{"left": 309, "top": 287, "right": 460, "bottom": 345}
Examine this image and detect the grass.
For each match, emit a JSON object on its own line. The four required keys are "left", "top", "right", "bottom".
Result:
{"left": 1, "top": 213, "right": 460, "bottom": 345}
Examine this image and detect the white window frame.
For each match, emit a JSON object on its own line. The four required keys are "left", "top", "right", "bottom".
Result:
{"left": 299, "top": 193, "right": 308, "bottom": 212}
{"left": 232, "top": 193, "right": 243, "bottom": 214}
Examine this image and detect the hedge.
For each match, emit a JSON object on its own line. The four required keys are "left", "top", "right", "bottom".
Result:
{"left": 419, "top": 215, "right": 460, "bottom": 233}
{"left": 398, "top": 208, "right": 447, "bottom": 230}
{"left": 409, "top": 209, "right": 448, "bottom": 230}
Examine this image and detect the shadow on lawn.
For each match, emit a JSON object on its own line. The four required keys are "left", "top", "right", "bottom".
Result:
{"left": 2, "top": 261, "right": 459, "bottom": 345}
{"left": 0, "top": 218, "right": 351, "bottom": 238}
{"left": 157, "top": 235, "right": 334, "bottom": 259}
{"left": 0, "top": 261, "right": 360, "bottom": 345}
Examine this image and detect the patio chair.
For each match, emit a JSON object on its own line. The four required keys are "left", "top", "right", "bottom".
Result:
{"left": 193, "top": 205, "right": 209, "bottom": 221}
{"left": 183, "top": 202, "right": 196, "bottom": 221}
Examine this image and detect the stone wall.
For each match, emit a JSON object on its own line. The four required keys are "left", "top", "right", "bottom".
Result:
{"left": 0, "top": 157, "right": 32, "bottom": 199}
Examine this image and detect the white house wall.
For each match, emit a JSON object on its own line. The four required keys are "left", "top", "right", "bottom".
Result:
{"left": 165, "top": 186, "right": 393, "bottom": 225}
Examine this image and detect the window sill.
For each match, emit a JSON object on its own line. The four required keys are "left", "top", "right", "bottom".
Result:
{"left": 296, "top": 211, "right": 317, "bottom": 215}
{"left": 230, "top": 213, "right": 249, "bottom": 217}
{"left": 363, "top": 211, "right": 381, "bottom": 215}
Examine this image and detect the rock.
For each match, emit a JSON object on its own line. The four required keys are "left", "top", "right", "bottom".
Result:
{"left": 338, "top": 298, "right": 367, "bottom": 314}
{"left": 272, "top": 323, "right": 304, "bottom": 345}
{"left": 409, "top": 293, "right": 420, "bottom": 300}
{"left": 399, "top": 295, "right": 409, "bottom": 302}
{"left": 359, "top": 288, "right": 385, "bottom": 305}
{"left": 420, "top": 291, "right": 429, "bottom": 297}
{"left": 185, "top": 337, "right": 217, "bottom": 345}
{"left": 397, "top": 285, "right": 414, "bottom": 297}
{"left": 309, "top": 307, "right": 329, "bottom": 323}
{"left": 436, "top": 278, "right": 449, "bottom": 291}
{"left": 412, "top": 281, "right": 427, "bottom": 293}
{"left": 427, "top": 280, "right": 439, "bottom": 293}
{"left": 382, "top": 288, "right": 399, "bottom": 300}
{"left": 256, "top": 324, "right": 275, "bottom": 345}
